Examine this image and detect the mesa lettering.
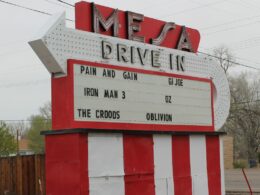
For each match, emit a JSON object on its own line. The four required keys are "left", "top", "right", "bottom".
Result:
{"left": 101, "top": 41, "right": 186, "bottom": 72}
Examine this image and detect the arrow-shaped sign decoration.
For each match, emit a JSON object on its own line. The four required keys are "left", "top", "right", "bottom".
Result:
{"left": 29, "top": 13, "right": 68, "bottom": 74}
{"left": 29, "top": 12, "right": 230, "bottom": 130}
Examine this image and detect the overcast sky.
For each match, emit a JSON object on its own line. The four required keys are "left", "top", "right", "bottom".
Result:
{"left": 0, "top": 0, "right": 260, "bottom": 122}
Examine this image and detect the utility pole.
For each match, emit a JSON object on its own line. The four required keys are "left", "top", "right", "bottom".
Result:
{"left": 16, "top": 129, "right": 20, "bottom": 156}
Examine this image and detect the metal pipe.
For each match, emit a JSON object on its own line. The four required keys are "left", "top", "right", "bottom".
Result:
{"left": 242, "top": 168, "right": 253, "bottom": 195}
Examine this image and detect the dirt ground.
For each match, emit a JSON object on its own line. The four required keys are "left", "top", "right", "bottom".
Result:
{"left": 225, "top": 169, "right": 260, "bottom": 191}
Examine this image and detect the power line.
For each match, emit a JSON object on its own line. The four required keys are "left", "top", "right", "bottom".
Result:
{"left": 203, "top": 20, "right": 260, "bottom": 36}
{"left": 203, "top": 36, "right": 260, "bottom": 50}
{"left": 231, "top": 43, "right": 260, "bottom": 52}
{"left": 189, "top": 0, "right": 238, "bottom": 16}
{"left": 0, "top": 48, "right": 31, "bottom": 57}
{"left": 198, "top": 51, "right": 260, "bottom": 71}
{"left": 0, "top": 39, "right": 28, "bottom": 48}
{"left": 162, "top": 0, "right": 229, "bottom": 18}
{"left": 139, "top": 0, "right": 174, "bottom": 10}
{"left": 234, "top": 56, "right": 260, "bottom": 67}
{"left": 0, "top": 0, "right": 51, "bottom": 16}
{"left": 0, "top": 79, "right": 49, "bottom": 88}
{"left": 43, "top": 0, "right": 73, "bottom": 9}
{"left": 226, "top": 36, "right": 260, "bottom": 48}
{"left": 0, "top": 66, "right": 45, "bottom": 78}
{"left": 236, "top": 0, "right": 260, "bottom": 11}
{"left": 0, "top": 0, "right": 259, "bottom": 72}
{"left": 56, "top": 0, "right": 74, "bottom": 7}
{"left": 204, "top": 37, "right": 260, "bottom": 66}
{"left": 1, "top": 119, "right": 51, "bottom": 122}
{"left": 201, "top": 14, "right": 260, "bottom": 30}
{"left": 0, "top": 0, "right": 74, "bottom": 22}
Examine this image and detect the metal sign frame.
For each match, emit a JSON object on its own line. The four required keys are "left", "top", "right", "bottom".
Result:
{"left": 68, "top": 59, "right": 214, "bottom": 131}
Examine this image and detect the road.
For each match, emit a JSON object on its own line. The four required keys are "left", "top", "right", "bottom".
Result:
{"left": 225, "top": 169, "right": 260, "bottom": 191}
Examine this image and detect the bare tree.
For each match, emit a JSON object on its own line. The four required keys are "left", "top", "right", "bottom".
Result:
{"left": 212, "top": 46, "right": 260, "bottom": 162}
{"left": 8, "top": 121, "right": 28, "bottom": 138}
{"left": 225, "top": 73, "right": 260, "bottom": 160}
{"left": 39, "top": 101, "right": 51, "bottom": 120}
{"left": 213, "top": 46, "right": 235, "bottom": 74}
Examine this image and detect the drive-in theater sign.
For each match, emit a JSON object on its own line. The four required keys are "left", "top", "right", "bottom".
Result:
{"left": 29, "top": 1, "right": 230, "bottom": 195}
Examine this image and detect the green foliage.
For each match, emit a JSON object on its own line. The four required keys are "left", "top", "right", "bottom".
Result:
{"left": 0, "top": 121, "right": 17, "bottom": 156}
{"left": 27, "top": 102, "right": 51, "bottom": 154}
{"left": 233, "top": 160, "right": 247, "bottom": 169}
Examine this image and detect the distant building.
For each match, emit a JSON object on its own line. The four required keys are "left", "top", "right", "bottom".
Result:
{"left": 18, "top": 139, "right": 34, "bottom": 155}
{"left": 223, "top": 136, "right": 234, "bottom": 169}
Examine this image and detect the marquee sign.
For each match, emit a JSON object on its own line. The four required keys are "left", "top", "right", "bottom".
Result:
{"left": 32, "top": 2, "right": 229, "bottom": 195}
{"left": 29, "top": 2, "right": 230, "bottom": 131}
{"left": 73, "top": 61, "right": 213, "bottom": 131}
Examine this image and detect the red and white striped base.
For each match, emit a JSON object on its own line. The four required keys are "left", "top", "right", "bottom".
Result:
{"left": 46, "top": 133, "right": 225, "bottom": 195}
